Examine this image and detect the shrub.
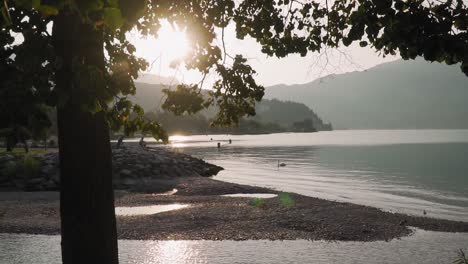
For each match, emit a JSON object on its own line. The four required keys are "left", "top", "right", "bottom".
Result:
{"left": 2, "top": 155, "right": 41, "bottom": 181}
{"left": 2, "top": 161, "right": 17, "bottom": 178}
{"left": 22, "top": 156, "right": 40, "bottom": 179}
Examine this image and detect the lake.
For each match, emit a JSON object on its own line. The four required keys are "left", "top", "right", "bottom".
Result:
{"left": 167, "top": 130, "right": 468, "bottom": 221}
{"left": 1, "top": 130, "right": 468, "bottom": 263}
{"left": 1, "top": 229, "right": 468, "bottom": 264}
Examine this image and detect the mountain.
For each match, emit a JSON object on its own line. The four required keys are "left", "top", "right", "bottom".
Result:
{"left": 135, "top": 73, "right": 179, "bottom": 85}
{"left": 251, "top": 99, "right": 332, "bottom": 131}
{"left": 265, "top": 59, "right": 468, "bottom": 129}
{"left": 133, "top": 82, "right": 331, "bottom": 131}
{"left": 130, "top": 82, "right": 166, "bottom": 112}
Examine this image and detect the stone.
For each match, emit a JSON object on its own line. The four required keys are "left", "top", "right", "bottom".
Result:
{"left": 122, "top": 178, "right": 138, "bottom": 186}
{"left": 0, "top": 143, "right": 224, "bottom": 191}
{"left": 1, "top": 154, "right": 14, "bottom": 161}
{"left": 44, "top": 180, "right": 58, "bottom": 190}
{"left": 119, "top": 169, "right": 132, "bottom": 178}
{"left": 51, "top": 173, "right": 60, "bottom": 184}
{"left": 28, "top": 178, "right": 44, "bottom": 185}
{"left": 135, "top": 164, "right": 145, "bottom": 170}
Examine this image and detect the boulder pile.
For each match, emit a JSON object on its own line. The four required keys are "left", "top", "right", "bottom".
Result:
{"left": 0, "top": 144, "right": 223, "bottom": 191}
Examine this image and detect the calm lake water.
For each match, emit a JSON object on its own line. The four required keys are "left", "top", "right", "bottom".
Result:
{"left": 1, "top": 229, "right": 467, "bottom": 264}
{"left": 1, "top": 130, "right": 468, "bottom": 263}
{"left": 167, "top": 130, "right": 468, "bottom": 221}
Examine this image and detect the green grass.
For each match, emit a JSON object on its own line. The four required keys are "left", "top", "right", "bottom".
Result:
{"left": 249, "top": 198, "right": 266, "bottom": 208}
{"left": 279, "top": 193, "right": 295, "bottom": 208}
{"left": 1, "top": 155, "right": 41, "bottom": 181}
{"left": 0, "top": 148, "right": 47, "bottom": 156}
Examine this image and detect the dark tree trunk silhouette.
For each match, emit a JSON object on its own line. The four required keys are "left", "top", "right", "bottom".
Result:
{"left": 19, "top": 136, "right": 28, "bottom": 153}
{"left": 23, "top": 141, "right": 28, "bottom": 153}
{"left": 5, "top": 137, "right": 13, "bottom": 152}
{"left": 52, "top": 11, "right": 119, "bottom": 264}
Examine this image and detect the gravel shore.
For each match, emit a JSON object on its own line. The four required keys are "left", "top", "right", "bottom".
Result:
{"left": 1, "top": 176, "right": 467, "bottom": 241}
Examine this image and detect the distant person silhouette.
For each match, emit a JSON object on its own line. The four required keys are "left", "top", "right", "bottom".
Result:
{"left": 139, "top": 136, "right": 146, "bottom": 148}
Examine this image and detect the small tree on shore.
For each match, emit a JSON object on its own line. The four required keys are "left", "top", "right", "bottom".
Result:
{"left": 1, "top": 0, "right": 466, "bottom": 263}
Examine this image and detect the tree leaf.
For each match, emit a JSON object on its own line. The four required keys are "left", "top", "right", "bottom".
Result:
{"left": 37, "top": 5, "right": 58, "bottom": 16}
{"left": 103, "top": 7, "right": 124, "bottom": 30}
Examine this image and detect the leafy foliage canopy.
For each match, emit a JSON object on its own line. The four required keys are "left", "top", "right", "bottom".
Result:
{"left": 1, "top": 0, "right": 466, "bottom": 141}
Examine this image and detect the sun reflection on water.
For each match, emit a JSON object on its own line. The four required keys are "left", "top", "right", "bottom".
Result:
{"left": 148, "top": 241, "right": 202, "bottom": 264}
{"left": 170, "top": 135, "right": 190, "bottom": 142}
{"left": 115, "top": 204, "right": 189, "bottom": 216}
{"left": 171, "top": 142, "right": 188, "bottom": 148}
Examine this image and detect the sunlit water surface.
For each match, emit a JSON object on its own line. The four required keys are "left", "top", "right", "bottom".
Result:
{"left": 1, "top": 230, "right": 467, "bottom": 264}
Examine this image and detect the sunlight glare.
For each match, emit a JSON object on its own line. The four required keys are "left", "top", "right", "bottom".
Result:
{"left": 155, "top": 22, "right": 190, "bottom": 65}
{"left": 170, "top": 135, "right": 190, "bottom": 142}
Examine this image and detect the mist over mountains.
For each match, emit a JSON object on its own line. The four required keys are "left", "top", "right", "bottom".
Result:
{"left": 265, "top": 59, "right": 468, "bottom": 129}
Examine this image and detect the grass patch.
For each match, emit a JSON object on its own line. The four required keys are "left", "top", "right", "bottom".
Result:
{"left": 2, "top": 155, "right": 41, "bottom": 181}
{"left": 249, "top": 198, "right": 266, "bottom": 208}
{"left": 0, "top": 148, "right": 47, "bottom": 156}
{"left": 279, "top": 193, "right": 295, "bottom": 208}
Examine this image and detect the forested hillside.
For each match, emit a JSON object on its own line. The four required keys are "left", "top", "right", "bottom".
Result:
{"left": 133, "top": 81, "right": 332, "bottom": 134}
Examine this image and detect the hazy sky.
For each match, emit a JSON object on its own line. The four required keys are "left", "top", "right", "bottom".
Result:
{"left": 129, "top": 22, "right": 398, "bottom": 87}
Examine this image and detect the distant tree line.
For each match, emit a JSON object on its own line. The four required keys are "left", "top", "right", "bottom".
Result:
{"left": 142, "top": 111, "right": 286, "bottom": 135}
{"left": 128, "top": 82, "right": 333, "bottom": 135}
{"left": 1, "top": 94, "right": 332, "bottom": 151}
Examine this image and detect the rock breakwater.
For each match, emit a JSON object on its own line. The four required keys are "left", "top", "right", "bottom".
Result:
{"left": 0, "top": 144, "right": 223, "bottom": 191}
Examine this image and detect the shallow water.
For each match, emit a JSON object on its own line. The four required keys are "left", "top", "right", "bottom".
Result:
{"left": 221, "top": 193, "right": 278, "bottom": 198}
{"left": 115, "top": 204, "right": 189, "bottom": 216}
{"left": 163, "top": 130, "right": 468, "bottom": 221}
{"left": 1, "top": 230, "right": 467, "bottom": 264}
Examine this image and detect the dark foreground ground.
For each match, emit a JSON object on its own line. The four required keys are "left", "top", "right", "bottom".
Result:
{"left": 0, "top": 177, "right": 467, "bottom": 241}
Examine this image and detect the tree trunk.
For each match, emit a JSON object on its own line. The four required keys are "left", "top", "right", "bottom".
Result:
{"left": 23, "top": 141, "right": 29, "bottom": 153}
{"left": 5, "top": 134, "right": 16, "bottom": 152}
{"left": 52, "top": 11, "right": 119, "bottom": 264}
{"left": 5, "top": 138, "right": 12, "bottom": 152}
{"left": 20, "top": 137, "right": 29, "bottom": 153}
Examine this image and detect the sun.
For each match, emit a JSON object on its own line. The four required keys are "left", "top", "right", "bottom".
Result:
{"left": 154, "top": 22, "right": 190, "bottom": 64}
{"left": 129, "top": 20, "right": 200, "bottom": 82}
